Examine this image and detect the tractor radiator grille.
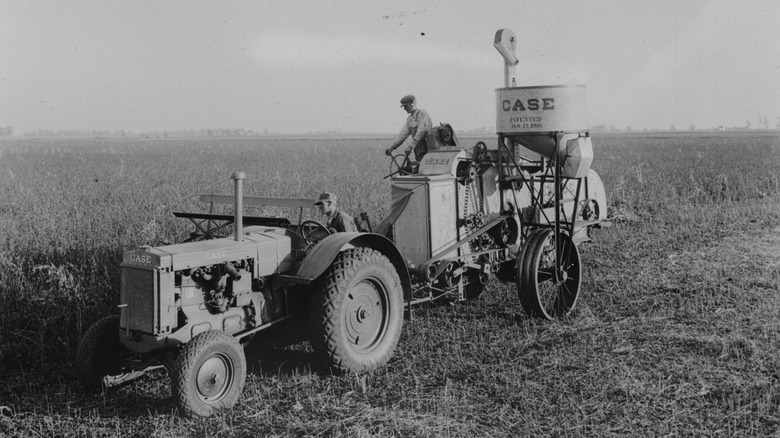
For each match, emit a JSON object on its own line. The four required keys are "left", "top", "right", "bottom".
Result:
{"left": 120, "top": 266, "right": 157, "bottom": 334}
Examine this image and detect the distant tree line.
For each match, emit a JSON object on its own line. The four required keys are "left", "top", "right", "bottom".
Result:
{"left": 141, "top": 128, "right": 261, "bottom": 138}
{"left": 0, "top": 126, "right": 13, "bottom": 137}
{"left": 15, "top": 128, "right": 264, "bottom": 138}
{"left": 22, "top": 129, "right": 126, "bottom": 138}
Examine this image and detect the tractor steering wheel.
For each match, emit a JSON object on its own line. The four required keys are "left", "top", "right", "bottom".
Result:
{"left": 299, "top": 220, "right": 331, "bottom": 244}
{"left": 384, "top": 154, "right": 415, "bottom": 179}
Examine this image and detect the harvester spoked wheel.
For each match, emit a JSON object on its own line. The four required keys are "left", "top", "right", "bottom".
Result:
{"left": 309, "top": 247, "right": 403, "bottom": 373}
{"left": 75, "top": 315, "right": 140, "bottom": 392}
{"left": 172, "top": 330, "right": 247, "bottom": 417}
{"left": 517, "top": 228, "right": 581, "bottom": 320}
{"left": 578, "top": 198, "right": 600, "bottom": 221}
{"left": 492, "top": 217, "right": 518, "bottom": 247}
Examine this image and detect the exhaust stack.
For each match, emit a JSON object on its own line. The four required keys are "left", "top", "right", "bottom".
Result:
{"left": 231, "top": 171, "right": 245, "bottom": 241}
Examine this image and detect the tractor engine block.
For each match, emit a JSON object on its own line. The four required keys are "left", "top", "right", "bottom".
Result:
{"left": 179, "top": 260, "right": 250, "bottom": 314}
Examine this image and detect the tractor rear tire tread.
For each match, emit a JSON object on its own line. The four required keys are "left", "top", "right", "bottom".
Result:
{"left": 309, "top": 247, "right": 403, "bottom": 374}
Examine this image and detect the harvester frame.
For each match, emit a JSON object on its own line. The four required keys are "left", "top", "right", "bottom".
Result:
{"left": 380, "top": 126, "right": 604, "bottom": 320}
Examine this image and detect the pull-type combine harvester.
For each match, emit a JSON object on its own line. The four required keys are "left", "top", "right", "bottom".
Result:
{"left": 76, "top": 29, "right": 608, "bottom": 417}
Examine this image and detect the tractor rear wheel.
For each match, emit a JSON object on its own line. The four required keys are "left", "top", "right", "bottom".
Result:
{"left": 75, "top": 315, "right": 125, "bottom": 392}
{"left": 172, "top": 330, "right": 247, "bottom": 417}
{"left": 517, "top": 229, "right": 581, "bottom": 320}
{"left": 309, "top": 248, "right": 403, "bottom": 373}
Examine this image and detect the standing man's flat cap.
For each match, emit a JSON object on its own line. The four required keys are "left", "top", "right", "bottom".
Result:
{"left": 400, "top": 95, "right": 415, "bottom": 106}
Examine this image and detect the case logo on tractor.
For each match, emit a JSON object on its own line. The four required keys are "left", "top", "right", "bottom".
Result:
{"left": 127, "top": 254, "right": 153, "bottom": 264}
{"left": 206, "top": 250, "right": 228, "bottom": 260}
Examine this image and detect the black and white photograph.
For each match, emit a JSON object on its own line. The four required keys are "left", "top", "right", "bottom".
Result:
{"left": 1, "top": 1, "right": 778, "bottom": 436}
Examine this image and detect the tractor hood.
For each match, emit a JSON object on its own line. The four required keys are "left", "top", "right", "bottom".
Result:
{"left": 121, "top": 226, "right": 293, "bottom": 275}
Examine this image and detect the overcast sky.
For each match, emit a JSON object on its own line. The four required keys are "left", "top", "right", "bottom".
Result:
{"left": 1, "top": 0, "right": 778, "bottom": 134}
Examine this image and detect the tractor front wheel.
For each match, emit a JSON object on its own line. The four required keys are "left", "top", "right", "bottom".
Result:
{"left": 310, "top": 248, "right": 404, "bottom": 373}
{"left": 172, "top": 330, "right": 247, "bottom": 417}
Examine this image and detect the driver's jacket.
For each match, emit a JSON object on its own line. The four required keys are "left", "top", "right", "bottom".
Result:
{"left": 326, "top": 208, "right": 357, "bottom": 233}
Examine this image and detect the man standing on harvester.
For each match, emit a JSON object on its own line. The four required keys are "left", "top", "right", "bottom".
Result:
{"left": 384, "top": 95, "right": 434, "bottom": 162}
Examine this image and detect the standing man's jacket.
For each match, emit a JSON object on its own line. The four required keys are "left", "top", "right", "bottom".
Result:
{"left": 390, "top": 109, "right": 436, "bottom": 161}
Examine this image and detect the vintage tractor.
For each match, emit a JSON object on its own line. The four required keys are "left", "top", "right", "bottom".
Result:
{"left": 75, "top": 28, "right": 607, "bottom": 417}
{"left": 75, "top": 175, "right": 410, "bottom": 417}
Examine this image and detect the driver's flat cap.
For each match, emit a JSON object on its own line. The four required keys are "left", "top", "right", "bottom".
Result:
{"left": 314, "top": 192, "right": 336, "bottom": 205}
{"left": 400, "top": 95, "right": 415, "bottom": 106}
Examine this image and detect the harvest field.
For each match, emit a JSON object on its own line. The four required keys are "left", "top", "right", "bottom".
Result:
{"left": 1, "top": 131, "right": 779, "bottom": 437}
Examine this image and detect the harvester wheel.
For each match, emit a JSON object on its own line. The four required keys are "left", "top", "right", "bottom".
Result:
{"left": 75, "top": 315, "right": 127, "bottom": 392}
{"left": 172, "top": 330, "right": 246, "bottom": 417}
{"left": 578, "top": 198, "right": 600, "bottom": 221}
{"left": 309, "top": 247, "right": 403, "bottom": 373}
{"left": 492, "top": 217, "right": 518, "bottom": 247}
{"left": 517, "top": 229, "right": 581, "bottom": 320}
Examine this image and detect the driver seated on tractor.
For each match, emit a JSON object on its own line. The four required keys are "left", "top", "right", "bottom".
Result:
{"left": 314, "top": 192, "right": 357, "bottom": 233}
{"left": 384, "top": 95, "right": 437, "bottom": 165}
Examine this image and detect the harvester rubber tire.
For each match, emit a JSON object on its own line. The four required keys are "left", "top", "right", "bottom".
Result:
{"left": 502, "top": 228, "right": 547, "bottom": 285}
{"left": 309, "top": 247, "right": 403, "bottom": 374}
{"left": 172, "top": 330, "right": 246, "bottom": 418}
{"left": 75, "top": 315, "right": 123, "bottom": 392}
{"left": 517, "top": 229, "right": 581, "bottom": 320}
